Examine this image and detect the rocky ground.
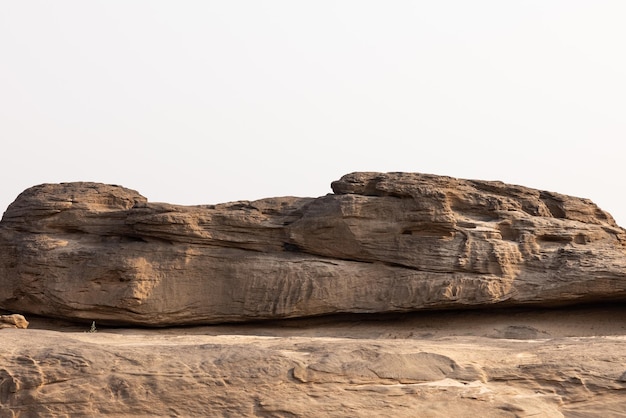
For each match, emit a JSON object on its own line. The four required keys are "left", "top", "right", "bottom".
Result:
{"left": 2, "top": 172, "right": 626, "bottom": 416}
{"left": 2, "top": 304, "right": 626, "bottom": 417}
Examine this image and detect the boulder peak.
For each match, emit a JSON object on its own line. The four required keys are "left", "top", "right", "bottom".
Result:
{"left": 332, "top": 172, "right": 619, "bottom": 227}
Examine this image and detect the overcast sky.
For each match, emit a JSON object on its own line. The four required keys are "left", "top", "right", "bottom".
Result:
{"left": 1, "top": 1, "right": 625, "bottom": 226}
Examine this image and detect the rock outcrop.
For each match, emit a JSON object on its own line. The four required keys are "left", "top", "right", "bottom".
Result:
{"left": 1, "top": 306, "right": 625, "bottom": 417}
{"left": 1, "top": 172, "right": 625, "bottom": 325}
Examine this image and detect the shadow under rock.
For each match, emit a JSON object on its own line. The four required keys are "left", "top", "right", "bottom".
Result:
{"left": 12, "top": 301, "right": 626, "bottom": 340}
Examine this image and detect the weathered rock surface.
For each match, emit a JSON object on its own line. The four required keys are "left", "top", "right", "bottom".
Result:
{"left": 0, "top": 314, "right": 28, "bottom": 329}
{"left": 1, "top": 305, "right": 625, "bottom": 417}
{"left": 1, "top": 172, "right": 625, "bottom": 325}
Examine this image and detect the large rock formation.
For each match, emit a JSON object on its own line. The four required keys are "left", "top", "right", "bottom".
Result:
{"left": 1, "top": 172, "right": 625, "bottom": 325}
{"left": 2, "top": 173, "right": 626, "bottom": 417}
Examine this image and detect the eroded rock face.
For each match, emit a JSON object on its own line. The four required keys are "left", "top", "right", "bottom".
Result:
{"left": 1, "top": 173, "right": 625, "bottom": 325}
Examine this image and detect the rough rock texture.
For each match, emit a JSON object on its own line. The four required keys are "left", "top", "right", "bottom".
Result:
{"left": 1, "top": 306, "right": 625, "bottom": 417}
{"left": 0, "top": 314, "right": 28, "bottom": 329}
{"left": 1, "top": 172, "right": 626, "bottom": 325}
{"left": 2, "top": 173, "right": 626, "bottom": 417}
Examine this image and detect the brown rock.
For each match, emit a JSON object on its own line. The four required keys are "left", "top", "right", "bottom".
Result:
{"left": 0, "top": 314, "right": 28, "bottom": 329}
{"left": 1, "top": 173, "right": 625, "bottom": 326}
{"left": 0, "top": 305, "right": 625, "bottom": 416}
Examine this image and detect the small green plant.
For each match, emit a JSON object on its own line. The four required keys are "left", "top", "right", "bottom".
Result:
{"left": 88, "top": 321, "right": 97, "bottom": 333}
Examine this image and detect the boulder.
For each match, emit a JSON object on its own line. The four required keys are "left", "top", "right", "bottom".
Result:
{"left": 0, "top": 314, "right": 29, "bottom": 329}
{"left": 1, "top": 173, "right": 625, "bottom": 325}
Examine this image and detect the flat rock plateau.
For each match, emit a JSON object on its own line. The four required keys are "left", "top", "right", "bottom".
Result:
{"left": 1, "top": 172, "right": 625, "bottom": 417}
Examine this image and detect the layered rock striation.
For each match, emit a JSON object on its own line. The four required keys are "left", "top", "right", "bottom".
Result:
{"left": 1, "top": 172, "right": 625, "bottom": 325}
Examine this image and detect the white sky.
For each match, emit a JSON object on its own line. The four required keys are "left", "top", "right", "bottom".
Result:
{"left": 1, "top": 1, "right": 625, "bottom": 226}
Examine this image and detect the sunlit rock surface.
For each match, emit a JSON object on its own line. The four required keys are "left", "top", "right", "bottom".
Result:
{"left": 1, "top": 306, "right": 625, "bottom": 417}
{"left": 1, "top": 172, "right": 625, "bottom": 325}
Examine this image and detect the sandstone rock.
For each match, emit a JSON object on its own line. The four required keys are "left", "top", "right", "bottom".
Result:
{"left": 0, "top": 314, "right": 28, "bottom": 329}
{"left": 0, "top": 306, "right": 625, "bottom": 417}
{"left": 1, "top": 173, "right": 625, "bottom": 325}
